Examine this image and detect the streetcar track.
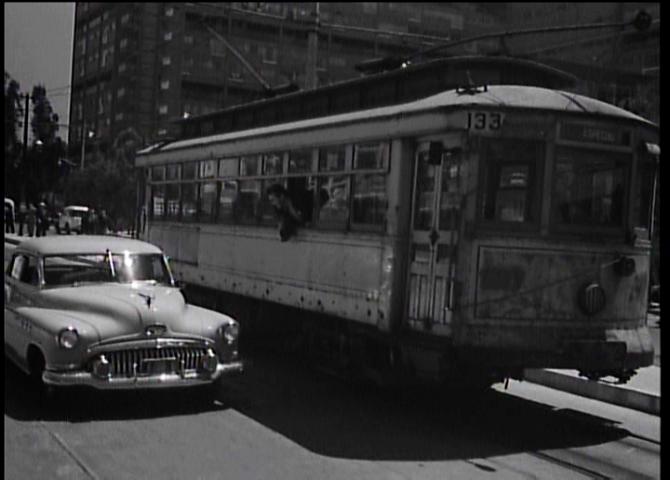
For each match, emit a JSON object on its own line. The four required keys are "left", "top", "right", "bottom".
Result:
{"left": 38, "top": 421, "right": 100, "bottom": 480}
{"left": 529, "top": 451, "right": 611, "bottom": 480}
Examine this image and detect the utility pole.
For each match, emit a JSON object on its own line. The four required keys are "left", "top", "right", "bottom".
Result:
{"left": 81, "top": 119, "right": 86, "bottom": 170}
{"left": 305, "top": 2, "right": 320, "bottom": 90}
{"left": 21, "top": 93, "right": 30, "bottom": 205}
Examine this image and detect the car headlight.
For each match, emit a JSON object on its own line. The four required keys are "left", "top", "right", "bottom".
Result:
{"left": 220, "top": 322, "right": 240, "bottom": 344}
{"left": 58, "top": 327, "right": 79, "bottom": 349}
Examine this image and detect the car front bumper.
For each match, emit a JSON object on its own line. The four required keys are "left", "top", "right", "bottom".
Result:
{"left": 42, "top": 361, "right": 243, "bottom": 389}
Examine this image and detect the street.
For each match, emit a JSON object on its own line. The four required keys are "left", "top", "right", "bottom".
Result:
{"left": 5, "top": 344, "right": 660, "bottom": 479}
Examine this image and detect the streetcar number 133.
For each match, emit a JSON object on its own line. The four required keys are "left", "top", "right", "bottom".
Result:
{"left": 466, "top": 111, "right": 504, "bottom": 131}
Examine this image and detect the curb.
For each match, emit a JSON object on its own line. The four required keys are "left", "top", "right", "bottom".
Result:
{"left": 524, "top": 368, "right": 660, "bottom": 416}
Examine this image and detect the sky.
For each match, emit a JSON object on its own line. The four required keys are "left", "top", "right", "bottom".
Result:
{"left": 4, "top": 2, "right": 75, "bottom": 141}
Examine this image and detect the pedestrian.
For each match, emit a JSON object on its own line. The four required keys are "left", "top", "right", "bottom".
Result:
{"left": 88, "top": 209, "right": 99, "bottom": 234}
{"left": 266, "top": 183, "right": 303, "bottom": 242}
{"left": 36, "top": 202, "right": 46, "bottom": 237}
{"left": 26, "top": 203, "right": 36, "bottom": 237}
{"left": 81, "top": 209, "right": 90, "bottom": 234}
{"left": 98, "top": 209, "right": 110, "bottom": 235}
{"left": 17, "top": 202, "right": 26, "bottom": 236}
{"left": 5, "top": 203, "right": 15, "bottom": 234}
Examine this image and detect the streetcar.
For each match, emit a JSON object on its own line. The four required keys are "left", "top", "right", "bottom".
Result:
{"left": 135, "top": 64, "right": 657, "bottom": 388}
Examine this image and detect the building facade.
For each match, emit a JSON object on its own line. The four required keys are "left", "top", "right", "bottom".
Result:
{"left": 68, "top": 2, "right": 659, "bottom": 161}
{"left": 68, "top": 2, "right": 479, "bottom": 160}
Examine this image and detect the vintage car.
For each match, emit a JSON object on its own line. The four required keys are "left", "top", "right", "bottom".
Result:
{"left": 4, "top": 235, "right": 243, "bottom": 391}
{"left": 57, "top": 205, "right": 89, "bottom": 234}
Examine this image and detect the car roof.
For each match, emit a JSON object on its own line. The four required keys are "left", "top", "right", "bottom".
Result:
{"left": 64, "top": 205, "right": 89, "bottom": 211}
{"left": 14, "top": 235, "right": 164, "bottom": 256}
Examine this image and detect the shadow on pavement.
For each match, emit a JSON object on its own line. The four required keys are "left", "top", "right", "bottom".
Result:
{"left": 220, "top": 350, "right": 629, "bottom": 461}
{"left": 5, "top": 349, "right": 631, "bottom": 463}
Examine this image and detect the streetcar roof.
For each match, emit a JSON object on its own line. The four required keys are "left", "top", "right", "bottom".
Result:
{"left": 138, "top": 85, "right": 655, "bottom": 156}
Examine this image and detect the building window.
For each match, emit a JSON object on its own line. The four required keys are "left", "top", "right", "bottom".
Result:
{"left": 158, "top": 129, "right": 168, "bottom": 136}
{"left": 121, "top": 13, "right": 130, "bottom": 25}
{"left": 115, "top": 112, "right": 124, "bottom": 121}
{"left": 184, "top": 35, "right": 193, "bottom": 45}
{"left": 159, "top": 105, "right": 168, "bottom": 115}
{"left": 161, "top": 80, "right": 170, "bottom": 90}
{"left": 119, "top": 38, "right": 128, "bottom": 49}
{"left": 118, "top": 63, "right": 127, "bottom": 73}
{"left": 164, "top": 31, "right": 173, "bottom": 42}
{"left": 117, "top": 87, "right": 126, "bottom": 98}
{"left": 165, "top": 7, "right": 174, "bottom": 17}
{"left": 162, "top": 56, "right": 171, "bottom": 66}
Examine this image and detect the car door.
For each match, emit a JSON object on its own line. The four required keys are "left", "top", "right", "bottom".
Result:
{"left": 5, "top": 253, "right": 40, "bottom": 364}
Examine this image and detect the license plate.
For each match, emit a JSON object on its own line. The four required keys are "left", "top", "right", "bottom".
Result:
{"left": 142, "top": 357, "right": 178, "bottom": 375}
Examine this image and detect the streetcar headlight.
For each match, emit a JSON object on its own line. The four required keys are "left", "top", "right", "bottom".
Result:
{"left": 58, "top": 327, "right": 79, "bottom": 349}
{"left": 222, "top": 322, "right": 240, "bottom": 344}
{"left": 578, "top": 283, "right": 606, "bottom": 316}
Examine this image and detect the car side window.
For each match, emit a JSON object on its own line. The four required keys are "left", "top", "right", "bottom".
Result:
{"left": 13, "top": 254, "right": 40, "bottom": 286}
{"left": 10, "top": 255, "right": 26, "bottom": 280}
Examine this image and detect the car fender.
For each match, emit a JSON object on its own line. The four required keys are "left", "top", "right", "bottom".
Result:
{"left": 184, "top": 304, "right": 237, "bottom": 341}
{"left": 15, "top": 306, "right": 103, "bottom": 370}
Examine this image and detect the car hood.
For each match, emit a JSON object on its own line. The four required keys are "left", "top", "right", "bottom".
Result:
{"left": 41, "top": 283, "right": 199, "bottom": 340}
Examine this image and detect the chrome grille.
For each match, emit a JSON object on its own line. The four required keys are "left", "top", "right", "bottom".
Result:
{"left": 98, "top": 346, "right": 208, "bottom": 377}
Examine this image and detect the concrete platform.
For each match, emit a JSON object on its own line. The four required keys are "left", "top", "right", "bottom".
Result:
{"left": 524, "top": 364, "right": 660, "bottom": 415}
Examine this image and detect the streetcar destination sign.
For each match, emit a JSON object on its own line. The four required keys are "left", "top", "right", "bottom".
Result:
{"left": 560, "top": 123, "right": 630, "bottom": 146}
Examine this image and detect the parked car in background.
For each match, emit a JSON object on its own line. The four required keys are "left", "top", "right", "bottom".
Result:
{"left": 57, "top": 205, "right": 89, "bottom": 234}
{"left": 4, "top": 235, "right": 243, "bottom": 393}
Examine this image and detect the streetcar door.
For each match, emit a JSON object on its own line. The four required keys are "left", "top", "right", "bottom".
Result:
{"left": 406, "top": 139, "right": 462, "bottom": 333}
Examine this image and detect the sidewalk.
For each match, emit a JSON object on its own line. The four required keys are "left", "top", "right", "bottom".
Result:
{"left": 525, "top": 315, "right": 661, "bottom": 415}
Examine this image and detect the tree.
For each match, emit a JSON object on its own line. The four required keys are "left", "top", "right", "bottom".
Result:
{"left": 30, "top": 84, "right": 59, "bottom": 144}
{"left": 4, "top": 72, "right": 23, "bottom": 200}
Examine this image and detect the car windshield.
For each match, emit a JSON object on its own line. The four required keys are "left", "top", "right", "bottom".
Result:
{"left": 42, "top": 253, "right": 173, "bottom": 286}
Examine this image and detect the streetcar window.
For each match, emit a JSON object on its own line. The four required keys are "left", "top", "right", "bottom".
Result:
{"left": 218, "top": 157, "right": 239, "bottom": 177}
{"left": 552, "top": 148, "right": 627, "bottom": 227}
{"left": 263, "top": 153, "right": 284, "bottom": 175}
{"left": 259, "top": 179, "right": 283, "bottom": 225}
{"left": 183, "top": 162, "right": 197, "bottom": 180}
{"left": 316, "top": 175, "right": 350, "bottom": 229}
{"left": 240, "top": 155, "right": 261, "bottom": 176}
{"left": 199, "top": 181, "right": 218, "bottom": 221}
{"left": 352, "top": 173, "right": 387, "bottom": 228}
{"left": 218, "top": 180, "right": 239, "bottom": 223}
{"left": 198, "top": 160, "right": 217, "bottom": 179}
{"left": 319, "top": 145, "right": 347, "bottom": 172}
{"left": 634, "top": 157, "right": 656, "bottom": 232}
{"left": 165, "top": 184, "right": 181, "bottom": 220}
{"left": 287, "top": 176, "right": 316, "bottom": 224}
{"left": 289, "top": 149, "right": 313, "bottom": 173}
{"left": 152, "top": 166, "right": 165, "bottom": 182}
{"left": 354, "top": 142, "right": 389, "bottom": 170}
{"left": 480, "top": 139, "right": 541, "bottom": 224}
{"left": 151, "top": 184, "right": 165, "bottom": 219}
{"left": 182, "top": 183, "right": 198, "bottom": 222}
{"left": 236, "top": 180, "right": 262, "bottom": 224}
{"left": 166, "top": 164, "right": 181, "bottom": 181}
